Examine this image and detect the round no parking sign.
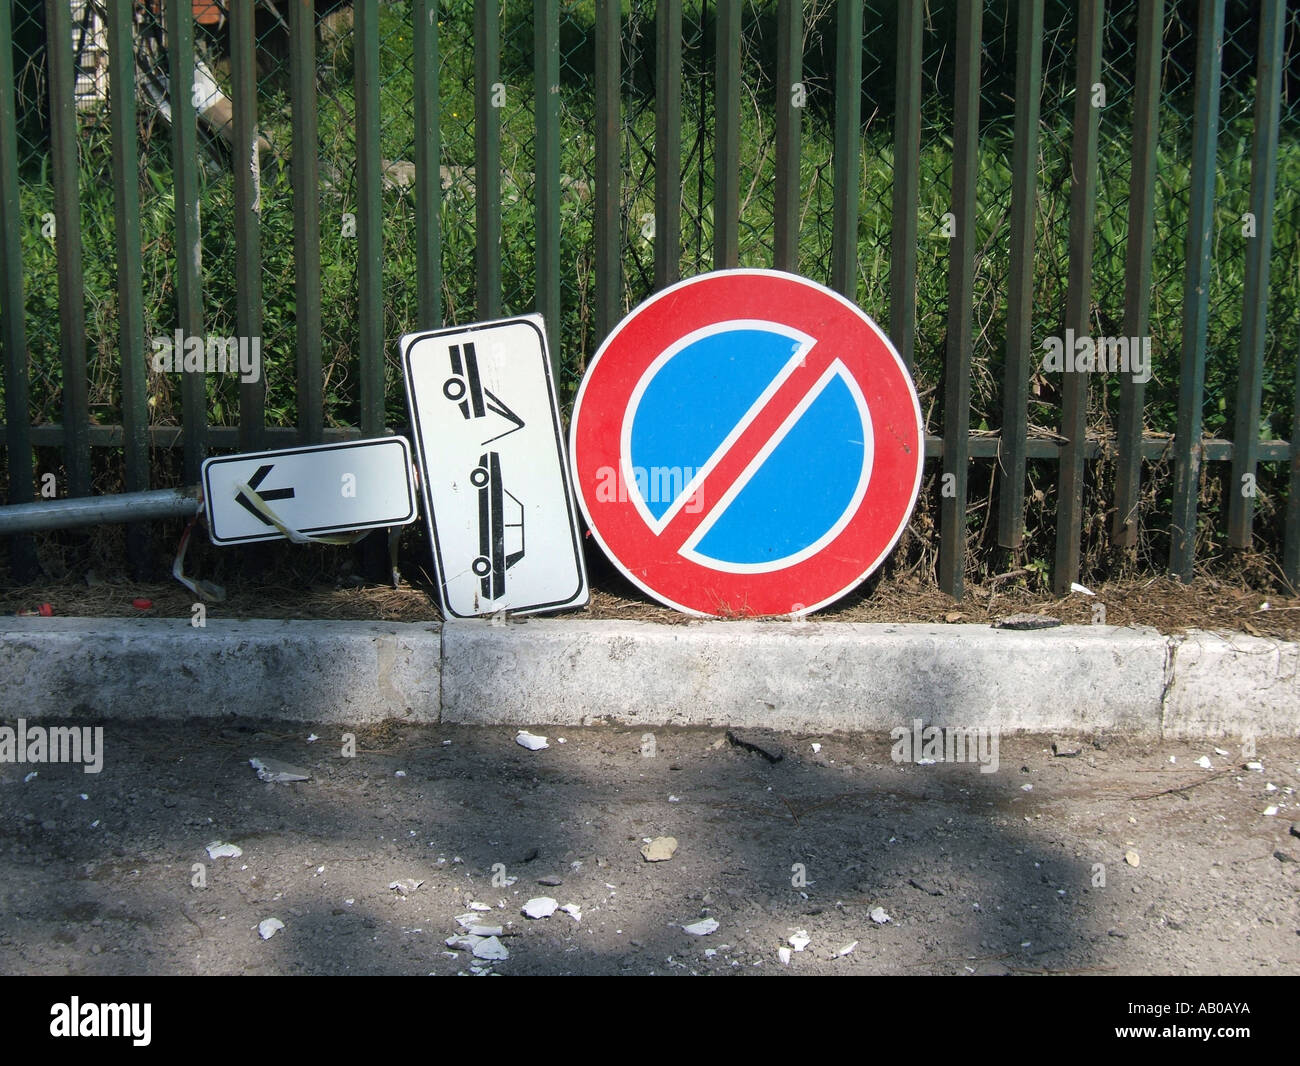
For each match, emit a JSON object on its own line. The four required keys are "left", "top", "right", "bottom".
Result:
{"left": 570, "top": 269, "right": 924, "bottom": 617}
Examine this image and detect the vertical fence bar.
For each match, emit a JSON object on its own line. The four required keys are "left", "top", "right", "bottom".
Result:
{"left": 231, "top": 1, "right": 265, "bottom": 451}
{"left": 654, "top": 0, "right": 683, "bottom": 288}
{"left": 889, "top": 0, "right": 921, "bottom": 371}
{"left": 830, "top": 0, "right": 862, "bottom": 298}
{"left": 996, "top": 0, "right": 1043, "bottom": 550}
{"left": 291, "top": 0, "right": 323, "bottom": 445}
{"left": 595, "top": 0, "right": 620, "bottom": 341}
{"left": 535, "top": 0, "right": 560, "bottom": 364}
{"left": 713, "top": 0, "right": 740, "bottom": 269}
{"left": 1112, "top": 0, "right": 1162, "bottom": 547}
{"left": 1285, "top": 336, "right": 1300, "bottom": 588}
{"left": 474, "top": 0, "right": 502, "bottom": 321}
{"left": 355, "top": 2, "right": 384, "bottom": 436}
{"left": 1170, "top": 0, "right": 1225, "bottom": 581}
{"left": 1227, "top": 0, "right": 1285, "bottom": 548}
{"left": 0, "top": 0, "right": 36, "bottom": 577}
{"left": 938, "top": 0, "right": 981, "bottom": 600}
{"left": 165, "top": 0, "right": 205, "bottom": 483}
{"left": 1051, "top": 0, "right": 1103, "bottom": 597}
{"left": 108, "top": 1, "right": 149, "bottom": 574}
{"left": 773, "top": 0, "right": 801, "bottom": 273}
{"left": 44, "top": 0, "right": 89, "bottom": 497}
{"left": 415, "top": 0, "right": 442, "bottom": 332}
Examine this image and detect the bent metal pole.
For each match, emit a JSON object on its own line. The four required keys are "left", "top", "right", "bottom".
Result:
{"left": 0, "top": 487, "right": 201, "bottom": 535}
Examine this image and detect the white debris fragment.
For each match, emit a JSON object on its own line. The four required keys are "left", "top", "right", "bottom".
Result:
{"left": 683, "top": 918, "right": 719, "bottom": 936}
{"left": 1265, "top": 782, "right": 1277, "bottom": 792}
{"left": 1070, "top": 582, "right": 1095, "bottom": 596}
{"left": 467, "top": 901, "right": 492, "bottom": 912}
{"left": 556, "top": 738, "right": 566, "bottom": 744}
{"left": 560, "top": 903, "right": 582, "bottom": 923}
{"left": 258, "top": 918, "right": 284, "bottom": 940}
{"left": 445, "top": 934, "right": 480, "bottom": 951}
{"left": 1263, "top": 806, "right": 1279, "bottom": 817}
{"left": 1021, "top": 784, "right": 1033, "bottom": 792}
{"left": 1195, "top": 756, "right": 1213, "bottom": 770}
{"left": 468, "top": 924, "right": 503, "bottom": 937}
{"left": 473, "top": 936, "right": 509, "bottom": 961}
{"left": 668, "top": 795, "right": 681, "bottom": 803}
{"left": 778, "top": 946, "right": 792, "bottom": 965}
{"left": 522, "top": 897, "right": 559, "bottom": 919}
{"left": 79, "top": 793, "right": 88, "bottom": 801}
{"left": 1214, "top": 748, "right": 1230, "bottom": 757}
{"left": 1169, "top": 756, "right": 1176, "bottom": 764}
{"left": 515, "top": 731, "right": 549, "bottom": 751}
{"left": 811, "top": 743, "right": 822, "bottom": 754}
{"left": 788, "top": 931, "right": 810, "bottom": 952}
{"left": 395, "top": 770, "right": 407, "bottom": 778}
{"left": 835, "top": 941, "right": 858, "bottom": 958}
{"left": 388, "top": 878, "right": 424, "bottom": 895}
{"left": 916, "top": 758, "right": 936, "bottom": 766}
{"left": 23, "top": 772, "right": 36, "bottom": 783}
{"left": 1246, "top": 762, "right": 1264, "bottom": 771}
{"left": 249, "top": 757, "right": 310, "bottom": 783}
{"left": 306, "top": 734, "right": 319, "bottom": 743}
{"left": 205, "top": 841, "right": 243, "bottom": 860}
{"left": 870, "top": 907, "right": 891, "bottom": 925}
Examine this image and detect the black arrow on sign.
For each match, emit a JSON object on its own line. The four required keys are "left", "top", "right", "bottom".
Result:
{"left": 235, "top": 464, "right": 295, "bottom": 524}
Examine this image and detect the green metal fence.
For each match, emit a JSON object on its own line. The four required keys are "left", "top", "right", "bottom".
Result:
{"left": 2, "top": 0, "right": 1299, "bottom": 602}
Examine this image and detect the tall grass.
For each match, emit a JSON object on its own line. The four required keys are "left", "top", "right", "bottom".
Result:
{"left": 6, "top": 1, "right": 1297, "bottom": 460}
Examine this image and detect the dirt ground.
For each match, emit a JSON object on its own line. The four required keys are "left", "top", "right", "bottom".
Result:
{"left": 3, "top": 570, "right": 1300, "bottom": 640}
{"left": 5, "top": 510, "right": 1299, "bottom": 635}
{"left": 1, "top": 721, "right": 1295, "bottom": 976}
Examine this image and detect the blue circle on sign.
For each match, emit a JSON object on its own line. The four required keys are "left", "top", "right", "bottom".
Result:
{"left": 623, "top": 321, "right": 873, "bottom": 572}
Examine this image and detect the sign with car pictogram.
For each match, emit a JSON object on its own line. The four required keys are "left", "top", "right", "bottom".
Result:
{"left": 401, "top": 315, "right": 588, "bottom": 617}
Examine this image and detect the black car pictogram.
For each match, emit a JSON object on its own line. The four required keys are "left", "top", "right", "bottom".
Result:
{"left": 471, "top": 452, "right": 525, "bottom": 600}
{"left": 444, "top": 342, "right": 525, "bottom": 445}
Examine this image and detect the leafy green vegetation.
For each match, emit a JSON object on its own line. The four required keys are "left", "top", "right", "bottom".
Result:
{"left": 4, "top": 0, "right": 1298, "bottom": 581}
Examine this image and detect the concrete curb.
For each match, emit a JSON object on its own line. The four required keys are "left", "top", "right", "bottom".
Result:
{"left": 1, "top": 618, "right": 1296, "bottom": 737}
{"left": 441, "top": 620, "right": 1170, "bottom": 732}
{"left": 0, "top": 618, "right": 440, "bottom": 724}
{"left": 1162, "top": 629, "right": 1300, "bottom": 739}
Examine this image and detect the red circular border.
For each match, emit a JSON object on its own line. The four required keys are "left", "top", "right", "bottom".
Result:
{"left": 571, "top": 270, "right": 923, "bottom": 617}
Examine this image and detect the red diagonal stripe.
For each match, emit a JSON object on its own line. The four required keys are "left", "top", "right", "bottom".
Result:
{"left": 659, "top": 341, "right": 837, "bottom": 554}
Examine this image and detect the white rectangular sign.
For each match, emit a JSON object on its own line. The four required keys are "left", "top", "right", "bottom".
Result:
{"left": 202, "top": 437, "right": 418, "bottom": 546}
{"left": 401, "top": 315, "right": 588, "bottom": 617}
